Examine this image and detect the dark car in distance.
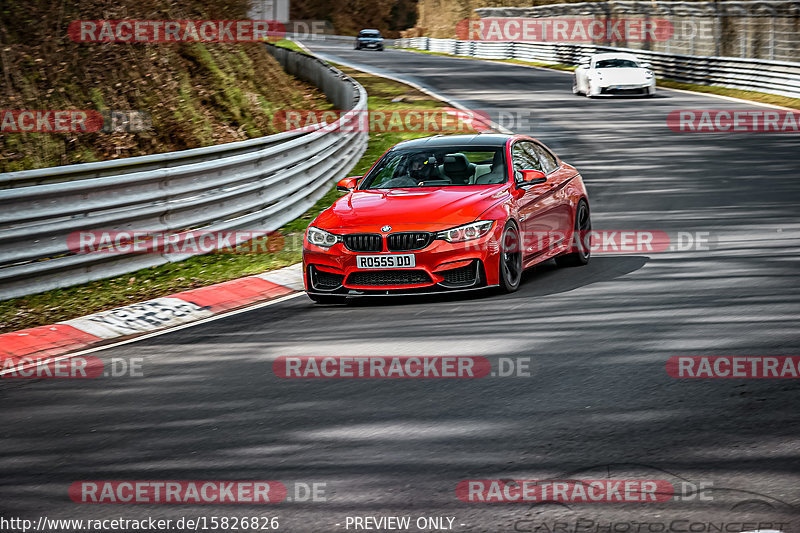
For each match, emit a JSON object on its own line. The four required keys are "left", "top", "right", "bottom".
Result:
{"left": 355, "top": 29, "right": 384, "bottom": 51}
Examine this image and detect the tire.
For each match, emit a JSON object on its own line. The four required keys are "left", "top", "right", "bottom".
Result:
{"left": 555, "top": 199, "right": 591, "bottom": 267}
{"left": 307, "top": 293, "right": 344, "bottom": 304}
{"left": 572, "top": 77, "right": 582, "bottom": 95}
{"left": 498, "top": 222, "right": 523, "bottom": 293}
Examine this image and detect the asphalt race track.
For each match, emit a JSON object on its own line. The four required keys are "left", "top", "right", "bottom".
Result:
{"left": 2, "top": 41, "right": 799, "bottom": 532}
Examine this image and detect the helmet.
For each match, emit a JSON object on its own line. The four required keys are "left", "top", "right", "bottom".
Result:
{"left": 409, "top": 153, "right": 433, "bottom": 179}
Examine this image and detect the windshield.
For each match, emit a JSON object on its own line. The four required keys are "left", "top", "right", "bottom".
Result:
{"left": 361, "top": 147, "right": 507, "bottom": 189}
{"left": 595, "top": 58, "right": 640, "bottom": 69}
{"left": 359, "top": 31, "right": 381, "bottom": 38}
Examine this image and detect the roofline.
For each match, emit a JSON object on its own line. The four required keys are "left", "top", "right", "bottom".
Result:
{"left": 392, "top": 133, "right": 516, "bottom": 149}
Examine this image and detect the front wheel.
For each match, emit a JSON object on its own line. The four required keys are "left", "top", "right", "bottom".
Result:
{"left": 572, "top": 77, "right": 583, "bottom": 95}
{"left": 556, "top": 200, "right": 591, "bottom": 267}
{"left": 498, "top": 222, "right": 523, "bottom": 293}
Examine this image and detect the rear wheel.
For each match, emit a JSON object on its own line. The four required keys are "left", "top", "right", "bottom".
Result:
{"left": 556, "top": 199, "right": 591, "bottom": 267}
{"left": 498, "top": 222, "right": 523, "bottom": 293}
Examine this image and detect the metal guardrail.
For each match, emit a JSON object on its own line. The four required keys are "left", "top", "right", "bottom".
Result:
{"left": 397, "top": 37, "right": 800, "bottom": 99}
{"left": 0, "top": 44, "right": 368, "bottom": 300}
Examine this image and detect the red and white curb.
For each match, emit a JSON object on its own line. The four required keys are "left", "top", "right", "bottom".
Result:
{"left": 0, "top": 263, "right": 305, "bottom": 371}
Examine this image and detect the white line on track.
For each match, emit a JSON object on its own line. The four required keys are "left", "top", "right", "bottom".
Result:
{"left": 387, "top": 46, "right": 795, "bottom": 111}
{"left": 296, "top": 42, "right": 514, "bottom": 133}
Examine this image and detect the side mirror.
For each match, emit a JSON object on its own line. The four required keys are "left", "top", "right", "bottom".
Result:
{"left": 337, "top": 176, "right": 361, "bottom": 192}
{"left": 641, "top": 62, "right": 652, "bottom": 68}
{"left": 520, "top": 169, "right": 547, "bottom": 185}
{"left": 578, "top": 57, "right": 590, "bottom": 65}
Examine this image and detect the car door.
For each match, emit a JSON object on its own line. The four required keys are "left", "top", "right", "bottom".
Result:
{"left": 511, "top": 140, "right": 561, "bottom": 259}
{"left": 530, "top": 141, "right": 575, "bottom": 251}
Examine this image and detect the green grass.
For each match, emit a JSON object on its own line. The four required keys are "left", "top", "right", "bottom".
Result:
{"left": 394, "top": 47, "right": 800, "bottom": 109}
{"left": 395, "top": 47, "right": 577, "bottom": 72}
{"left": 0, "top": 63, "right": 465, "bottom": 333}
{"left": 274, "top": 39, "right": 310, "bottom": 55}
{"left": 655, "top": 79, "right": 800, "bottom": 109}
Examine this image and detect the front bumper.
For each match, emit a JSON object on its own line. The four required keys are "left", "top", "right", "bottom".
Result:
{"left": 303, "top": 228, "right": 502, "bottom": 295}
{"left": 594, "top": 81, "right": 655, "bottom": 96}
{"left": 357, "top": 41, "right": 383, "bottom": 49}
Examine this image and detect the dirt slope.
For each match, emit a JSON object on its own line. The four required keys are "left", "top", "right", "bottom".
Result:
{"left": 0, "top": 0, "right": 330, "bottom": 171}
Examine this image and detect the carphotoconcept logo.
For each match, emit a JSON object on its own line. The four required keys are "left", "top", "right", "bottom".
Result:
{"left": 514, "top": 518, "right": 789, "bottom": 532}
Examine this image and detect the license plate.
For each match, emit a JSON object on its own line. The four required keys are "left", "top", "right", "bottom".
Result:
{"left": 356, "top": 254, "right": 415, "bottom": 269}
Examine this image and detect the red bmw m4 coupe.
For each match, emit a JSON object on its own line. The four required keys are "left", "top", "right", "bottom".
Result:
{"left": 302, "top": 134, "right": 591, "bottom": 303}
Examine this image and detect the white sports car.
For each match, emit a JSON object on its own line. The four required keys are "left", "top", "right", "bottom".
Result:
{"left": 573, "top": 52, "right": 656, "bottom": 98}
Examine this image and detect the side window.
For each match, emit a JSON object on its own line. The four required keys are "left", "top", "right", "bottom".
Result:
{"left": 511, "top": 142, "right": 542, "bottom": 173}
{"left": 532, "top": 143, "right": 559, "bottom": 174}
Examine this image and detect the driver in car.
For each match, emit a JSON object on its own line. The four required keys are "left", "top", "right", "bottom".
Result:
{"left": 381, "top": 153, "right": 435, "bottom": 188}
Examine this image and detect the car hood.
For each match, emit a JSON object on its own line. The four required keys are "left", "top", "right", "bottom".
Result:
{"left": 314, "top": 186, "right": 507, "bottom": 231}
{"left": 593, "top": 68, "right": 650, "bottom": 85}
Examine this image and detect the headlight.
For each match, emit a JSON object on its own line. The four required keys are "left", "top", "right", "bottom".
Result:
{"left": 645, "top": 70, "right": 654, "bottom": 79}
{"left": 436, "top": 221, "right": 494, "bottom": 243}
{"left": 307, "top": 226, "right": 341, "bottom": 248}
